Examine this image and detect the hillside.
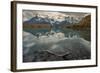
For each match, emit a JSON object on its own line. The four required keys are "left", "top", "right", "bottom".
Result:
{"left": 64, "top": 15, "right": 91, "bottom": 30}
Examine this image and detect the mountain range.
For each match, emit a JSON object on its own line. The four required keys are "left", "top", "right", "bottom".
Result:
{"left": 23, "top": 14, "right": 83, "bottom": 26}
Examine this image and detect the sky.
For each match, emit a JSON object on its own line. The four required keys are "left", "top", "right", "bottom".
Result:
{"left": 23, "top": 10, "right": 90, "bottom": 22}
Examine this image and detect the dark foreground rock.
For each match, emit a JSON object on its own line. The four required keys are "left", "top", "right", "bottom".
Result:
{"left": 23, "top": 37, "right": 91, "bottom": 62}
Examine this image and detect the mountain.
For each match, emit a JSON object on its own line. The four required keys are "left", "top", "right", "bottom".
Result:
{"left": 23, "top": 14, "right": 82, "bottom": 26}
{"left": 24, "top": 16, "right": 50, "bottom": 24}
{"left": 64, "top": 15, "right": 91, "bottom": 29}
{"left": 78, "top": 15, "right": 91, "bottom": 27}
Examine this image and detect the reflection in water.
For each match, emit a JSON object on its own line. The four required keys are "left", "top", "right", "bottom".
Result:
{"left": 23, "top": 29, "right": 91, "bottom": 62}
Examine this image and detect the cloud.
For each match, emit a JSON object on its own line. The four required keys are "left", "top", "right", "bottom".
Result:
{"left": 23, "top": 10, "right": 90, "bottom": 22}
